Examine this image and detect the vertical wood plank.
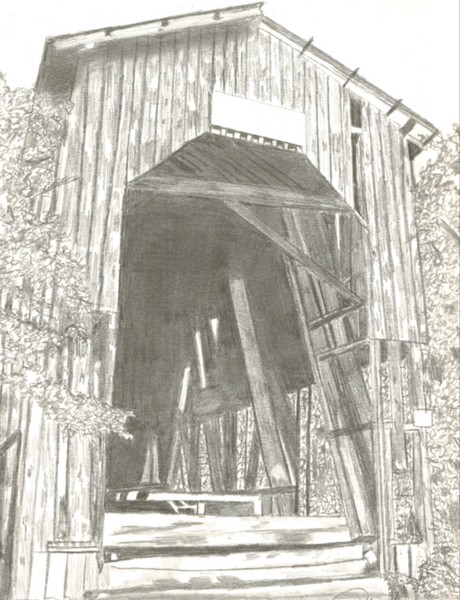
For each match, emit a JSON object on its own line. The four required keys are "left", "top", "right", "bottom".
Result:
{"left": 212, "top": 24, "right": 226, "bottom": 94}
{"left": 170, "top": 30, "right": 189, "bottom": 154}
{"left": 89, "top": 44, "right": 124, "bottom": 308}
{"left": 45, "top": 553, "right": 67, "bottom": 600}
{"left": 361, "top": 104, "right": 387, "bottom": 339}
{"left": 315, "top": 69, "right": 331, "bottom": 180}
{"left": 99, "top": 47, "right": 135, "bottom": 311}
{"left": 407, "top": 344, "right": 434, "bottom": 551}
{"left": 370, "top": 340, "right": 392, "bottom": 571}
{"left": 11, "top": 400, "right": 44, "bottom": 599}
{"left": 126, "top": 39, "right": 148, "bottom": 180}
{"left": 394, "top": 122, "right": 427, "bottom": 341}
{"left": 197, "top": 25, "right": 215, "bottom": 136}
{"left": 76, "top": 54, "right": 106, "bottom": 275}
{"left": 185, "top": 28, "right": 202, "bottom": 139}
{"left": 54, "top": 60, "right": 88, "bottom": 237}
{"left": 280, "top": 41, "right": 294, "bottom": 109}
{"left": 225, "top": 23, "right": 237, "bottom": 96}
{"left": 65, "top": 552, "right": 87, "bottom": 599}
{"left": 156, "top": 33, "right": 175, "bottom": 163}
{"left": 203, "top": 418, "right": 225, "bottom": 493}
{"left": 245, "top": 430, "right": 260, "bottom": 490}
{"left": 303, "top": 60, "right": 319, "bottom": 167}
{"left": 139, "top": 36, "right": 161, "bottom": 174}
{"left": 388, "top": 341, "right": 407, "bottom": 470}
{"left": 187, "top": 420, "right": 201, "bottom": 492}
{"left": 378, "top": 111, "right": 407, "bottom": 340}
{"left": 341, "top": 88, "right": 354, "bottom": 207}
{"left": 328, "top": 78, "right": 345, "bottom": 197}
{"left": 258, "top": 31, "right": 271, "bottom": 103}
{"left": 293, "top": 48, "right": 305, "bottom": 112}
{"left": 235, "top": 23, "right": 248, "bottom": 98}
{"left": 269, "top": 34, "right": 282, "bottom": 105}
{"left": 223, "top": 412, "right": 238, "bottom": 492}
{"left": 246, "top": 19, "right": 260, "bottom": 101}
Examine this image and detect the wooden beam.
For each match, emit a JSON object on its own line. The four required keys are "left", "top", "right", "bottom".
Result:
{"left": 229, "top": 278, "right": 292, "bottom": 488}
{"left": 284, "top": 260, "right": 361, "bottom": 537}
{"left": 309, "top": 302, "right": 364, "bottom": 330}
{"left": 186, "top": 420, "right": 201, "bottom": 492}
{"left": 223, "top": 412, "right": 238, "bottom": 492}
{"left": 370, "top": 340, "right": 393, "bottom": 571}
{"left": 129, "top": 176, "right": 350, "bottom": 212}
{"left": 318, "top": 338, "right": 368, "bottom": 361}
{"left": 245, "top": 430, "right": 260, "bottom": 491}
{"left": 166, "top": 367, "right": 191, "bottom": 488}
{"left": 388, "top": 341, "right": 407, "bottom": 471}
{"left": 203, "top": 418, "right": 225, "bottom": 494}
{"left": 226, "top": 203, "right": 362, "bottom": 305}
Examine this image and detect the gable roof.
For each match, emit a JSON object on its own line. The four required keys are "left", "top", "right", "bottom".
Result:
{"left": 42, "top": 3, "right": 437, "bottom": 144}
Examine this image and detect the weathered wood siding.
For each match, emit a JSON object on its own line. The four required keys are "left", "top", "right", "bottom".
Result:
{"left": 2, "top": 14, "right": 429, "bottom": 599}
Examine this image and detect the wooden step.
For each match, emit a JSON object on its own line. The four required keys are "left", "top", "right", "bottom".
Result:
{"left": 105, "top": 542, "right": 364, "bottom": 568}
{"left": 105, "top": 557, "right": 369, "bottom": 589}
{"left": 87, "top": 574, "right": 389, "bottom": 599}
{"left": 104, "top": 514, "right": 351, "bottom": 551}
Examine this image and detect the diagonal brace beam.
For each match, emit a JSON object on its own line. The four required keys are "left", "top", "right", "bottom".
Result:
{"left": 225, "top": 201, "right": 362, "bottom": 305}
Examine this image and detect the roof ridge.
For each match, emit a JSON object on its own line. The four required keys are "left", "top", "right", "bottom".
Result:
{"left": 47, "top": 3, "right": 264, "bottom": 46}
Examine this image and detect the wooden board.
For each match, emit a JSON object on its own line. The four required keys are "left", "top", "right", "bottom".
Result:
{"left": 104, "top": 513, "right": 351, "bottom": 549}
{"left": 229, "top": 278, "right": 293, "bottom": 488}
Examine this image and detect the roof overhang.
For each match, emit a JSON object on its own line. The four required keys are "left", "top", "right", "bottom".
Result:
{"left": 260, "top": 17, "right": 438, "bottom": 146}
{"left": 47, "top": 3, "right": 264, "bottom": 50}
{"left": 43, "top": 3, "right": 438, "bottom": 147}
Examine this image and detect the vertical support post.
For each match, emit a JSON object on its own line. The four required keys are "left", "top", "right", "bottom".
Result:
{"left": 388, "top": 341, "right": 407, "bottom": 471}
{"left": 305, "top": 386, "right": 313, "bottom": 516}
{"left": 245, "top": 430, "right": 260, "bottom": 491}
{"left": 370, "top": 340, "right": 393, "bottom": 572}
{"left": 408, "top": 343, "right": 434, "bottom": 553}
{"left": 223, "top": 412, "right": 238, "bottom": 492}
{"left": 203, "top": 418, "right": 225, "bottom": 493}
{"left": 187, "top": 420, "right": 201, "bottom": 492}
{"left": 295, "top": 389, "right": 302, "bottom": 515}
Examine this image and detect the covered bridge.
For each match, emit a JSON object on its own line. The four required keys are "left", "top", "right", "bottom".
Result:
{"left": 0, "top": 3, "right": 438, "bottom": 599}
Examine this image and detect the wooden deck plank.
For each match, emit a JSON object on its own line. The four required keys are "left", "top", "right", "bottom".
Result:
{"left": 104, "top": 513, "right": 351, "bottom": 549}
{"left": 105, "top": 558, "right": 368, "bottom": 589}
{"left": 87, "top": 575, "right": 388, "bottom": 599}
{"left": 105, "top": 542, "right": 364, "bottom": 570}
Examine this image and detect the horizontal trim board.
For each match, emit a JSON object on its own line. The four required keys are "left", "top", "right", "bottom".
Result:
{"left": 129, "top": 177, "right": 350, "bottom": 212}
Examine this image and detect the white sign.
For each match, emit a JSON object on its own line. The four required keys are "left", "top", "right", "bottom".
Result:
{"left": 211, "top": 92, "right": 306, "bottom": 149}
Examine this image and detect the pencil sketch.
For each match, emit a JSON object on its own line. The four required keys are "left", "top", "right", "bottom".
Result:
{"left": 0, "top": 2, "right": 458, "bottom": 599}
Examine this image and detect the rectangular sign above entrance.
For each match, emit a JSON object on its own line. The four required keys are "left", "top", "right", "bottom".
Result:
{"left": 211, "top": 91, "right": 306, "bottom": 149}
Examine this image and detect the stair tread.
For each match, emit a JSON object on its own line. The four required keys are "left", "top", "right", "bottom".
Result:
{"left": 87, "top": 574, "right": 388, "bottom": 599}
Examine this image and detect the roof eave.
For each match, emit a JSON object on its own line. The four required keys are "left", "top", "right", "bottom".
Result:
{"left": 261, "top": 16, "right": 439, "bottom": 144}
{"left": 47, "top": 3, "right": 264, "bottom": 51}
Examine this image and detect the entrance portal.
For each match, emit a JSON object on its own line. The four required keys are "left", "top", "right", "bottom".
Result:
{"left": 108, "top": 132, "right": 376, "bottom": 533}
